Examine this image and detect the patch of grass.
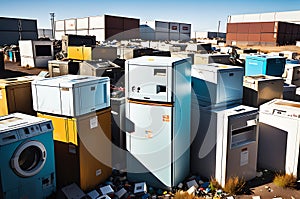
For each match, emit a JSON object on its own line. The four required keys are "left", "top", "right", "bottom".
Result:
{"left": 223, "top": 176, "right": 246, "bottom": 195}
{"left": 174, "top": 191, "right": 205, "bottom": 199}
{"left": 273, "top": 173, "right": 296, "bottom": 188}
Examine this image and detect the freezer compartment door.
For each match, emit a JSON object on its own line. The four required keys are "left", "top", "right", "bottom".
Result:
{"left": 126, "top": 102, "right": 173, "bottom": 187}
{"left": 127, "top": 64, "right": 172, "bottom": 102}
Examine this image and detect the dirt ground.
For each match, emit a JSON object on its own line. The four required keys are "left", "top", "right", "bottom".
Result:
{"left": 236, "top": 170, "right": 300, "bottom": 199}
{"left": 238, "top": 45, "right": 300, "bottom": 55}
{"left": 0, "top": 61, "right": 46, "bottom": 78}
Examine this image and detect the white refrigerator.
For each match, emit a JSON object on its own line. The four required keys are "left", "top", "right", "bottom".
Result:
{"left": 125, "top": 56, "right": 191, "bottom": 189}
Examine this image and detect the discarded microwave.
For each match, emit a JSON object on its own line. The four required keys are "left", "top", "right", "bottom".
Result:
{"left": 32, "top": 75, "right": 110, "bottom": 117}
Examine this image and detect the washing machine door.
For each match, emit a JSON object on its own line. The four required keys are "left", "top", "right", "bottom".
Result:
{"left": 11, "top": 140, "right": 47, "bottom": 177}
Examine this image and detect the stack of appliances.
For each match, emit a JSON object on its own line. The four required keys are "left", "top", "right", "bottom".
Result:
{"left": 0, "top": 76, "right": 37, "bottom": 116}
{"left": 245, "top": 55, "right": 286, "bottom": 77}
{"left": 48, "top": 60, "right": 80, "bottom": 77}
{"left": 191, "top": 64, "right": 259, "bottom": 187}
{"left": 258, "top": 99, "right": 300, "bottom": 177}
{"left": 125, "top": 56, "right": 191, "bottom": 189}
{"left": 0, "top": 113, "right": 56, "bottom": 199}
{"left": 79, "top": 60, "right": 126, "bottom": 171}
{"left": 31, "top": 75, "right": 112, "bottom": 191}
{"left": 243, "top": 75, "right": 284, "bottom": 108}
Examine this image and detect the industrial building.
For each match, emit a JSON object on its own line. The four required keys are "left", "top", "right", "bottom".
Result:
{"left": 226, "top": 21, "right": 300, "bottom": 46}
{"left": 192, "top": 31, "right": 226, "bottom": 39}
{"left": 227, "top": 10, "right": 300, "bottom": 24}
{"left": 0, "top": 17, "right": 38, "bottom": 46}
{"left": 55, "top": 14, "right": 140, "bottom": 41}
{"left": 140, "top": 20, "right": 191, "bottom": 41}
{"left": 227, "top": 10, "right": 300, "bottom": 46}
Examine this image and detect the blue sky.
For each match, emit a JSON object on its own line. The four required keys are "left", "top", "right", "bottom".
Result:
{"left": 2, "top": 0, "right": 300, "bottom": 32}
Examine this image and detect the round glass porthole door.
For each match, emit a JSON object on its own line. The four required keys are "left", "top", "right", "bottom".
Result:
{"left": 11, "top": 140, "right": 47, "bottom": 177}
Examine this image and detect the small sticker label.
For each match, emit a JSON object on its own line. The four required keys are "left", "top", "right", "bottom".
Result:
{"left": 90, "top": 116, "right": 98, "bottom": 129}
{"left": 240, "top": 149, "right": 249, "bottom": 166}
{"left": 145, "top": 130, "right": 153, "bottom": 138}
{"left": 53, "top": 67, "right": 60, "bottom": 73}
{"left": 96, "top": 169, "right": 102, "bottom": 176}
{"left": 163, "top": 115, "right": 170, "bottom": 122}
{"left": 61, "top": 87, "right": 69, "bottom": 91}
{"left": 218, "top": 65, "right": 229, "bottom": 69}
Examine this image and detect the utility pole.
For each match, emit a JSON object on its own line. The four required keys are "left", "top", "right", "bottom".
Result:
{"left": 217, "top": 20, "right": 221, "bottom": 38}
{"left": 50, "top": 12, "right": 55, "bottom": 40}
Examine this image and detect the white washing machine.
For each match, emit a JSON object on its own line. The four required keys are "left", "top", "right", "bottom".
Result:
{"left": 258, "top": 99, "right": 300, "bottom": 177}
{"left": 0, "top": 113, "right": 56, "bottom": 199}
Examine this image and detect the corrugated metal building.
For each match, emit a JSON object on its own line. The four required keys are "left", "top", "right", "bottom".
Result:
{"left": 227, "top": 10, "right": 300, "bottom": 46}
{"left": 55, "top": 14, "right": 140, "bottom": 41}
{"left": 140, "top": 20, "right": 191, "bottom": 41}
{"left": 0, "top": 17, "right": 38, "bottom": 46}
{"left": 226, "top": 21, "right": 300, "bottom": 46}
{"left": 227, "top": 10, "right": 300, "bottom": 24}
{"left": 192, "top": 31, "right": 226, "bottom": 39}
